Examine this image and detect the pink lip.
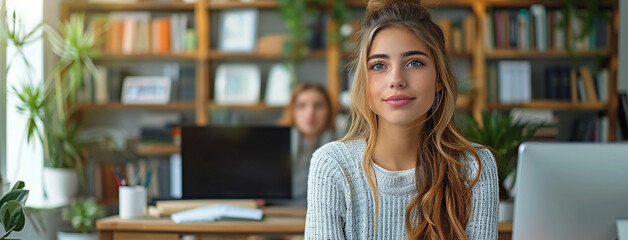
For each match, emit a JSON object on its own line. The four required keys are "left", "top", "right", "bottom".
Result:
{"left": 383, "top": 94, "right": 415, "bottom": 107}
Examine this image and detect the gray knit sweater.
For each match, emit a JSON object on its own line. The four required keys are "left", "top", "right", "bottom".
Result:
{"left": 305, "top": 139, "right": 498, "bottom": 239}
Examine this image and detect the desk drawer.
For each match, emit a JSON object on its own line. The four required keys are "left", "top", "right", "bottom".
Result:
{"left": 113, "top": 232, "right": 179, "bottom": 240}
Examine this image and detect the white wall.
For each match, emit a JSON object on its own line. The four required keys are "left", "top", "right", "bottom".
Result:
{"left": 5, "top": 0, "right": 45, "bottom": 205}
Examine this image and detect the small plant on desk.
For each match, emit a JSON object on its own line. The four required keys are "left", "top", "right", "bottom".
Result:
{"left": 58, "top": 198, "right": 105, "bottom": 240}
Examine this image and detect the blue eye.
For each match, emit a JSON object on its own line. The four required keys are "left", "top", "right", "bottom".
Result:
{"left": 407, "top": 60, "right": 423, "bottom": 67}
{"left": 370, "top": 63, "right": 385, "bottom": 70}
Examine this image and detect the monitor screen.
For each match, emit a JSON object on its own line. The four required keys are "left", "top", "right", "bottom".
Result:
{"left": 513, "top": 142, "right": 628, "bottom": 240}
{"left": 181, "top": 126, "right": 292, "bottom": 200}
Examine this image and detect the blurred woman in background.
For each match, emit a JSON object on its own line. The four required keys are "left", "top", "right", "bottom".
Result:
{"left": 279, "top": 83, "right": 335, "bottom": 206}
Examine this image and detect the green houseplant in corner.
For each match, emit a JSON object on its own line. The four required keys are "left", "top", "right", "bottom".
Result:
{"left": 461, "top": 111, "right": 542, "bottom": 222}
{"left": 0, "top": 181, "right": 28, "bottom": 240}
{"left": 12, "top": 13, "right": 100, "bottom": 205}
{"left": 57, "top": 198, "right": 104, "bottom": 240}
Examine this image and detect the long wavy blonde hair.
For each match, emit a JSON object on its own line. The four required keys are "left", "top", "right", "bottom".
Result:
{"left": 339, "top": 0, "right": 482, "bottom": 239}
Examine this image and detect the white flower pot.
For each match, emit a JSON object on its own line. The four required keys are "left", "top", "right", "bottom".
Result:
{"left": 43, "top": 168, "right": 78, "bottom": 205}
{"left": 57, "top": 231, "right": 99, "bottom": 240}
{"left": 498, "top": 199, "right": 514, "bottom": 223}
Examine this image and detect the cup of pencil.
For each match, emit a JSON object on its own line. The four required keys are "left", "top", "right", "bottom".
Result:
{"left": 119, "top": 185, "right": 147, "bottom": 219}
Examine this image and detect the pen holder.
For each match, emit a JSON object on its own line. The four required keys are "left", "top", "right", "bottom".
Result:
{"left": 119, "top": 186, "right": 147, "bottom": 219}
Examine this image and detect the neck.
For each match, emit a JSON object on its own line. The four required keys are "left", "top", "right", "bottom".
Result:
{"left": 302, "top": 132, "right": 321, "bottom": 147}
{"left": 372, "top": 118, "right": 425, "bottom": 171}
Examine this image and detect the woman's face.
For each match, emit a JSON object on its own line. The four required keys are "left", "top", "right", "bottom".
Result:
{"left": 294, "top": 89, "right": 330, "bottom": 139}
{"left": 367, "top": 26, "right": 441, "bottom": 127}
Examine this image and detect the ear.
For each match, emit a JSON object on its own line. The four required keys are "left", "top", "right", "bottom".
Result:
{"left": 435, "top": 80, "right": 443, "bottom": 92}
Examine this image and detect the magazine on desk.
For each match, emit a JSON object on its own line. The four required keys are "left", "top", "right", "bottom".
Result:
{"left": 171, "top": 205, "right": 263, "bottom": 223}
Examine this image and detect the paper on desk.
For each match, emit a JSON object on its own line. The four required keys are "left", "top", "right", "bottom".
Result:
{"left": 171, "top": 205, "right": 263, "bottom": 223}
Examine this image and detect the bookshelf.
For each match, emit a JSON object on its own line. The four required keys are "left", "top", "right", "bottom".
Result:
{"left": 94, "top": 53, "right": 199, "bottom": 60}
{"left": 79, "top": 102, "right": 196, "bottom": 111}
{"left": 61, "top": 0, "right": 620, "bottom": 143}
{"left": 135, "top": 143, "right": 180, "bottom": 155}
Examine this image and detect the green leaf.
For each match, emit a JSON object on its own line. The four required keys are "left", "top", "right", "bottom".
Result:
{"left": 10, "top": 181, "right": 24, "bottom": 191}
{"left": 0, "top": 200, "right": 26, "bottom": 232}
{"left": 0, "top": 189, "right": 29, "bottom": 207}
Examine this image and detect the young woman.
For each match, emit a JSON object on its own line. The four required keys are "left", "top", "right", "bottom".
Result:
{"left": 305, "top": 0, "right": 498, "bottom": 239}
{"left": 279, "top": 83, "right": 335, "bottom": 206}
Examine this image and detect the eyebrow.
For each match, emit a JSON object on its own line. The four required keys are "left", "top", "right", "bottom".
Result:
{"left": 367, "top": 50, "right": 429, "bottom": 61}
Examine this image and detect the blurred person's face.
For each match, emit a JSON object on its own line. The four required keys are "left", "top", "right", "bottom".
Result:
{"left": 294, "top": 89, "right": 329, "bottom": 140}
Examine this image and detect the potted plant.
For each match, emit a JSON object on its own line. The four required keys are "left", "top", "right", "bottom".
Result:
{"left": 57, "top": 198, "right": 105, "bottom": 240}
{"left": 460, "top": 111, "right": 542, "bottom": 222}
{"left": 0, "top": 181, "right": 28, "bottom": 240}
{"left": 11, "top": 13, "right": 100, "bottom": 204}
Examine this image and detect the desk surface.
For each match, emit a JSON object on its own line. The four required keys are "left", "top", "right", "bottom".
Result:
{"left": 97, "top": 207, "right": 306, "bottom": 234}
{"left": 97, "top": 207, "right": 512, "bottom": 236}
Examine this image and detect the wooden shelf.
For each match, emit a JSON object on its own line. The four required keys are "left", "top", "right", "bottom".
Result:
{"left": 209, "top": 50, "right": 326, "bottom": 60}
{"left": 488, "top": 101, "right": 608, "bottom": 110}
{"left": 340, "top": 51, "right": 471, "bottom": 59}
{"left": 136, "top": 143, "right": 180, "bottom": 155}
{"left": 482, "top": 0, "right": 616, "bottom": 8}
{"left": 80, "top": 102, "right": 196, "bottom": 111}
{"left": 64, "top": 2, "right": 195, "bottom": 11}
{"left": 208, "top": 102, "right": 284, "bottom": 111}
{"left": 485, "top": 49, "right": 610, "bottom": 59}
{"left": 94, "top": 53, "right": 198, "bottom": 61}
{"left": 208, "top": 0, "right": 278, "bottom": 9}
{"left": 347, "top": 0, "right": 475, "bottom": 8}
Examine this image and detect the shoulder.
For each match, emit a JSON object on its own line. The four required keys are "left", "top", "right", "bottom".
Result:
{"left": 462, "top": 144, "right": 498, "bottom": 180}
{"left": 309, "top": 139, "right": 365, "bottom": 181}
{"left": 313, "top": 139, "right": 365, "bottom": 166}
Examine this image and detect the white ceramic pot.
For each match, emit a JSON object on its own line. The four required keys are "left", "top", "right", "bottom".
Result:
{"left": 57, "top": 231, "right": 99, "bottom": 240}
{"left": 43, "top": 168, "right": 79, "bottom": 205}
{"left": 498, "top": 199, "right": 515, "bottom": 223}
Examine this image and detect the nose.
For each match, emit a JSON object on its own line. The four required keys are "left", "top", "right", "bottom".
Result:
{"left": 389, "top": 68, "right": 406, "bottom": 89}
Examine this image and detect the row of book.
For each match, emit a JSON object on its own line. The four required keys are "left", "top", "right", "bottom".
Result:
{"left": 436, "top": 15, "right": 476, "bottom": 53}
{"left": 484, "top": 6, "right": 610, "bottom": 51}
{"left": 515, "top": 109, "right": 609, "bottom": 142}
{"left": 87, "top": 12, "right": 196, "bottom": 54}
{"left": 77, "top": 64, "right": 196, "bottom": 105}
{"left": 568, "top": 116, "right": 609, "bottom": 142}
{"left": 487, "top": 61, "right": 608, "bottom": 104}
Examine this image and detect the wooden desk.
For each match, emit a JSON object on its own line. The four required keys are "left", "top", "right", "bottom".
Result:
{"left": 97, "top": 207, "right": 306, "bottom": 240}
{"left": 97, "top": 207, "right": 513, "bottom": 240}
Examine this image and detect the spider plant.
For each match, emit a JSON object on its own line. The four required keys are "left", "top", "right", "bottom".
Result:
{"left": 12, "top": 13, "right": 100, "bottom": 171}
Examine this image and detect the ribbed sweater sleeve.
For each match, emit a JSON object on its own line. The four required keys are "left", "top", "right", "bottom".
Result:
{"left": 304, "top": 148, "right": 347, "bottom": 239}
{"left": 465, "top": 148, "right": 499, "bottom": 240}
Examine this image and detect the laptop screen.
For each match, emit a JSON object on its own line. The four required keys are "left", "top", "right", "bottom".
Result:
{"left": 181, "top": 126, "right": 292, "bottom": 200}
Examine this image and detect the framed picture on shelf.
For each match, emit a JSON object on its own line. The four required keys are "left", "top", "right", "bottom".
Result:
{"left": 264, "top": 63, "right": 292, "bottom": 107}
{"left": 121, "top": 76, "right": 171, "bottom": 105}
{"left": 218, "top": 9, "right": 258, "bottom": 52}
{"left": 214, "top": 64, "right": 261, "bottom": 105}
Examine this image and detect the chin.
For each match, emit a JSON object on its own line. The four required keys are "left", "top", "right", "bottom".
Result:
{"left": 379, "top": 111, "right": 430, "bottom": 126}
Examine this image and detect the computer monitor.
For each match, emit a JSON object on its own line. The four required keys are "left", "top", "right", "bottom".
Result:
{"left": 181, "top": 126, "right": 292, "bottom": 200}
{"left": 513, "top": 142, "right": 628, "bottom": 240}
